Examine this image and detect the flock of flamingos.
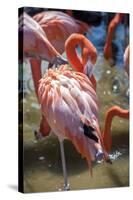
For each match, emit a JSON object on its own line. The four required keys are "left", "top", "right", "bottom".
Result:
{"left": 19, "top": 10, "right": 129, "bottom": 190}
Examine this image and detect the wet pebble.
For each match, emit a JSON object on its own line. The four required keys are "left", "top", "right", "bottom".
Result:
{"left": 23, "top": 98, "right": 27, "bottom": 103}
{"left": 33, "top": 140, "right": 37, "bottom": 144}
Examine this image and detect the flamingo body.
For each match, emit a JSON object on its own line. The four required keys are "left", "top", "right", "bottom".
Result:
{"left": 33, "top": 11, "right": 89, "bottom": 55}
{"left": 19, "top": 12, "right": 67, "bottom": 65}
{"left": 38, "top": 66, "right": 107, "bottom": 170}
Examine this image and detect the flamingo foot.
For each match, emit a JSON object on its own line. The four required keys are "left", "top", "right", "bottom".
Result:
{"left": 63, "top": 183, "right": 70, "bottom": 191}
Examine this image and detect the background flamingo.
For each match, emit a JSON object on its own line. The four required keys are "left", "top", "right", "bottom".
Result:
{"left": 33, "top": 11, "right": 89, "bottom": 57}
{"left": 38, "top": 65, "right": 109, "bottom": 190}
{"left": 103, "top": 44, "right": 129, "bottom": 152}
{"left": 19, "top": 12, "right": 68, "bottom": 136}
{"left": 24, "top": 10, "right": 89, "bottom": 95}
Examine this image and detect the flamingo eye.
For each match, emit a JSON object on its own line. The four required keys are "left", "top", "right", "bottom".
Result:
{"left": 83, "top": 124, "right": 98, "bottom": 143}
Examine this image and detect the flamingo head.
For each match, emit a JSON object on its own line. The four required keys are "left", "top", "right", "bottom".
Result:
{"left": 81, "top": 119, "right": 111, "bottom": 165}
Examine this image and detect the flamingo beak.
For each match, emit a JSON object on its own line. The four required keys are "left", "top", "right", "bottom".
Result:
{"left": 83, "top": 59, "right": 93, "bottom": 77}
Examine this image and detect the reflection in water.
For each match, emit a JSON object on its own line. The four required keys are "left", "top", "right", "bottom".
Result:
{"left": 20, "top": 18, "right": 129, "bottom": 193}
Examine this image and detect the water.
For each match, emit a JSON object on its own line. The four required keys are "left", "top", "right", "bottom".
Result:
{"left": 20, "top": 20, "right": 129, "bottom": 193}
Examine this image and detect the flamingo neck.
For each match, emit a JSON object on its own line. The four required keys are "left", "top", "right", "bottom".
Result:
{"left": 65, "top": 34, "right": 97, "bottom": 73}
{"left": 103, "top": 106, "right": 129, "bottom": 152}
{"left": 106, "top": 13, "right": 124, "bottom": 46}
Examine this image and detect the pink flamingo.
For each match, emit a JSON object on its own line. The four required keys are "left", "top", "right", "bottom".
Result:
{"left": 103, "top": 45, "right": 129, "bottom": 152}
{"left": 38, "top": 65, "right": 110, "bottom": 190}
{"left": 37, "top": 33, "right": 98, "bottom": 138}
{"left": 36, "top": 33, "right": 111, "bottom": 190}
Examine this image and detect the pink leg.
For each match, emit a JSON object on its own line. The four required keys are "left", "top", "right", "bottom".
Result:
{"left": 30, "top": 59, "right": 42, "bottom": 98}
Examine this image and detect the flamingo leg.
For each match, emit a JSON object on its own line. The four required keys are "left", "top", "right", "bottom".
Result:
{"left": 30, "top": 58, "right": 42, "bottom": 98}
{"left": 30, "top": 58, "right": 51, "bottom": 137}
{"left": 59, "top": 139, "right": 70, "bottom": 191}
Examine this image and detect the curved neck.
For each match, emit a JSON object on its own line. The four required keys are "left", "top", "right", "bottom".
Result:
{"left": 65, "top": 34, "right": 97, "bottom": 73}
{"left": 103, "top": 106, "right": 129, "bottom": 152}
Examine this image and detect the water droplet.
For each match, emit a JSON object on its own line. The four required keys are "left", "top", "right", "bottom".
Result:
{"left": 109, "top": 150, "right": 122, "bottom": 160}
{"left": 119, "top": 120, "right": 123, "bottom": 123}
{"left": 33, "top": 140, "right": 37, "bottom": 144}
{"left": 31, "top": 103, "right": 40, "bottom": 110}
{"left": 106, "top": 70, "right": 111, "bottom": 74}
{"left": 38, "top": 156, "right": 45, "bottom": 161}
{"left": 107, "top": 91, "right": 111, "bottom": 95}
{"left": 23, "top": 99, "right": 27, "bottom": 103}
{"left": 112, "top": 77, "right": 120, "bottom": 93}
